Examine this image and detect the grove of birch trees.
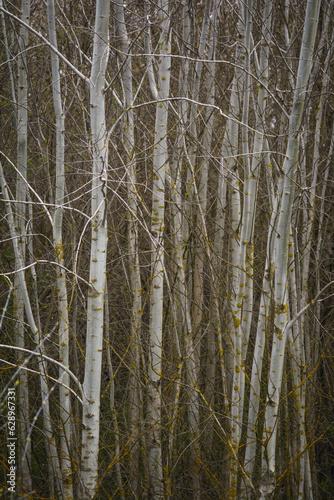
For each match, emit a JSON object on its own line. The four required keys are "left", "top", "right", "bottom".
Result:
{"left": 1, "top": 0, "right": 334, "bottom": 498}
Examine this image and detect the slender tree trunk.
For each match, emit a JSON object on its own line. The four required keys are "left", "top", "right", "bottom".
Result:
{"left": 228, "top": 3, "right": 254, "bottom": 494}
{"left": 243, "top": 176, "right": 283, "bottom": 490}
{"left": 238, "top": 0, "right": 273, "bottom": 495}
{"left": 202, "top": 0, "right": 220, "bottom": 454}
{"left": 105, "top": 291, "right": 124, "bottom": 497}
{"left": 114, "top": 3, "right": 142, "bottom": 494}
{"left": 15, "top": 1, "right": 32, "bottom": 495}
{"left": 47, "top": 0, "right": 72, "bottom": 495}
{"left": 81, "top": 0, "right": 110, "bottom": 497}
{"left": 166, "top": 4, "right": 192, "bottom": 492}
{"left": 220, "top": 4, "right": 249, "bottom": 492}
{"left": 147, "top": 2, "right": 171, "bottom": 497}
{"left": 260, "top": 0, "right": 320, "bottom": 495}
{"left": 191, "top": 0, "right": 213, "bottom": 378}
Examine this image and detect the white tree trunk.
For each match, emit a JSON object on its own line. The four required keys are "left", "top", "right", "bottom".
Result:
{"left": 47, "top": 0, "right": 72, "bottom": 495}
{"left": 243, "top": 176, "right": 283, "bottom": 490}
{"left": 147, "top": 1, "right": 171, "bottom": 497}
{"left": 228, "top": 3, "right": 254, "bottom": 492}
{"left": 261, "top": 0, "right": 320, "bottom": 494}
{"left": 238, "top": 0, "right": 273, "bottom": 494}
{"left": 15, "top": 1, "right": 31, "bottom": 494}
{"left": 81, "top": 0, "right": 110, "bottom": 497}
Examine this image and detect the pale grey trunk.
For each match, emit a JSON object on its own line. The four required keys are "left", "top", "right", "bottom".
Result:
{"left": 239, "top": 0, "right": 273, "bottom": 494}
{"left": 243, "top": 177, "right": 283, "bottom": 490}
{"left": 228, "top": 3, "right": 253, "bottom": 493}
{"left": 202, "top": 1, "right": 221, "bottom": 453}
{"left": 288, "top": 235, "right": 312, "bottom": 499}
{"left": 81, "top": 0, "right": 110, "bottom": 497}
{"left": 105, "top": 291, "right": 124, "bottom": 497}
{"left": 14, "top": 1, "right": 31, "bottom": 494}
{"left": 315, "top": 121, "right": 334, "bottom": 345}
{"left": 260, "top": 0, "right": 320, "bottom": 494}
{"left": 189, "top": 0, "right": 213, "bottom": 381}
{"left": 167, "top": 160, "right": 186, "bottom": 497}
{"left": 147, "top": 1, "right": 171, "bottom": 497}
{"left": 223, "top": 72, "right": 241, "bottom": 411}
{"left": 222, "top": 4, "right": 250, "bottom": 495}
{"left": 114, "top": 1, "right": 142, "bottom": 494}
{"left": 212, "top": 158, "right": 228, "bottom": 404}
{"left": 47, "top": 0, "right": 72, "bottom": 495}
{"left": 191, "top": 0, "right": 213, "bottom": 370}
{"left": 166, "top": 4, "right": 191, "bottom": 492}
{"left": 190, "top": 3, "right": 220, "bottom": 494}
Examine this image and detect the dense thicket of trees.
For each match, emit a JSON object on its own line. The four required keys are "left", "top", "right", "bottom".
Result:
{"left": 1, "top": 0, "right": 334, "bottom": 498}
